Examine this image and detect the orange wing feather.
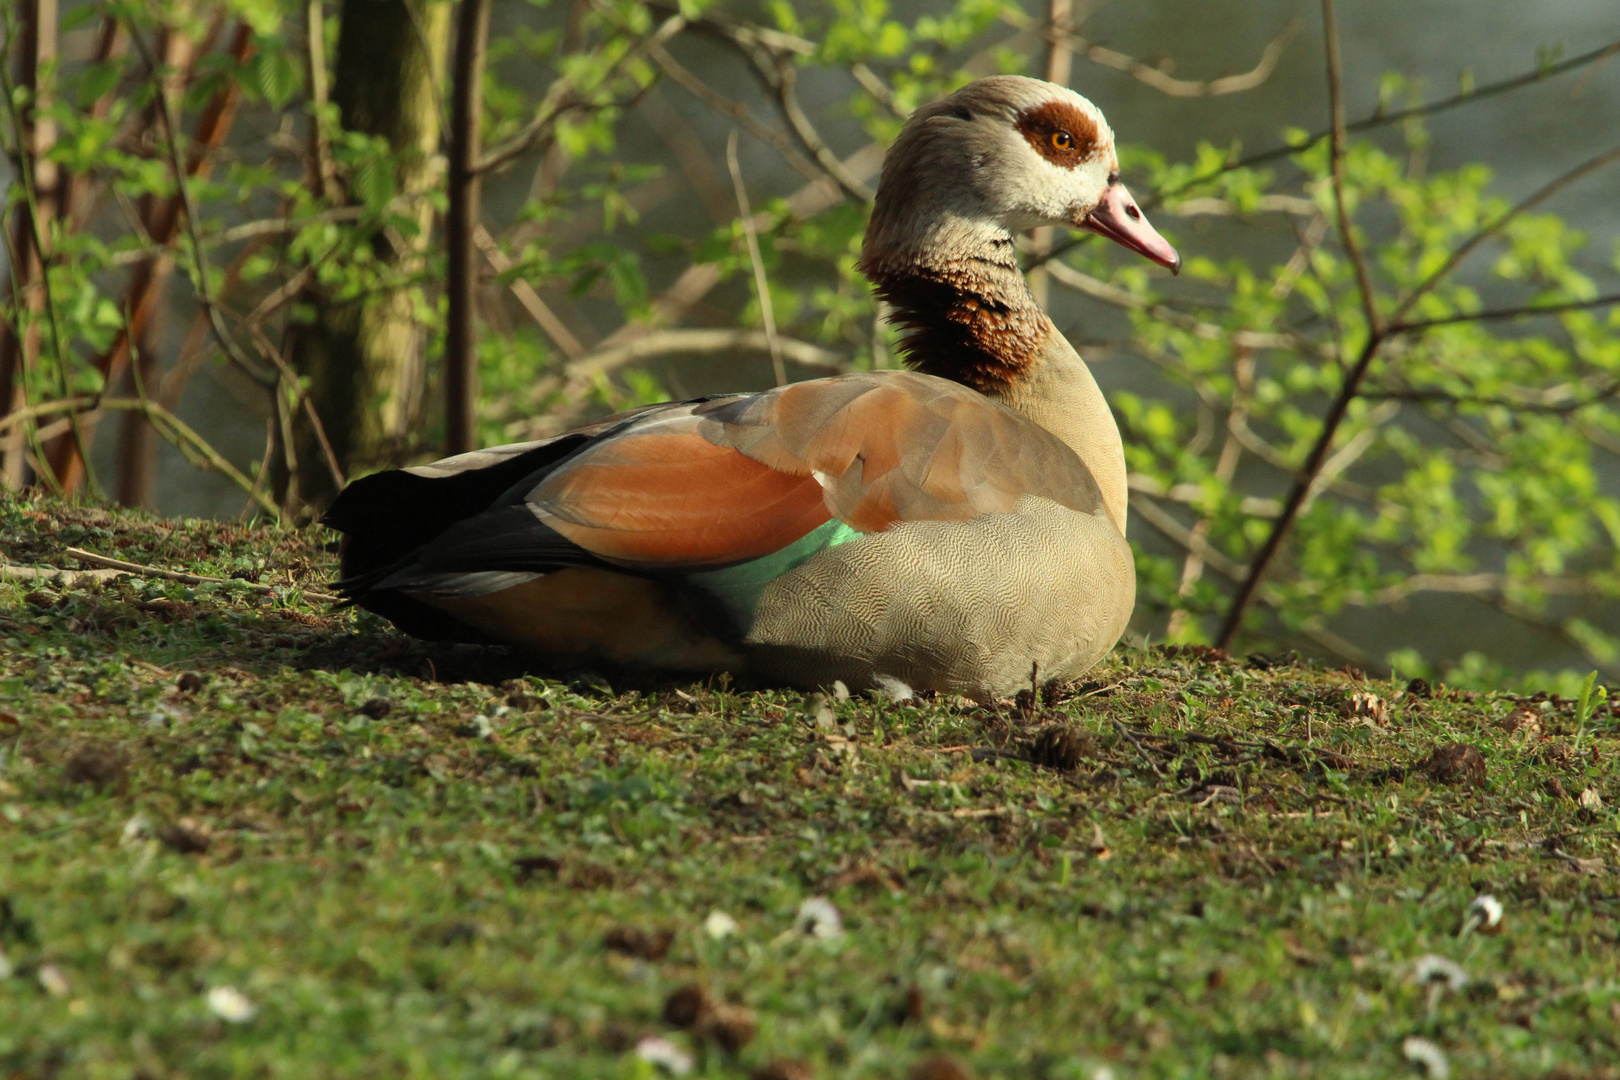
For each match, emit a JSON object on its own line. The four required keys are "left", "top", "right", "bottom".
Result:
{"left": 515, "top": 369, "right": 1100, "bottom": 570}
{"left": 532, "top": 429, "right": 831, "bottom": 565}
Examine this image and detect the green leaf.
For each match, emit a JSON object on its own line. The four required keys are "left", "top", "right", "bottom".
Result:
{"left": 349, "top": 157, "right": 395, "bottom": 211}
{"left": 251, "top": 49, "right": 301, "bottom": 109}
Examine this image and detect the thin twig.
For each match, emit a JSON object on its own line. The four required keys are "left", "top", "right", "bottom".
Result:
{"left": 1029, "top": 36, "right": 1620, "bottom": 273}
{"left": 476, "top": 11, "right": 686, "bottom": 175}
{"left": 769, "top": 58, "right": 874, "bottom": 203}
{"left": 1322, "top": 0, "right": 1381, "bottom": 335}
{"left": 1153, "top": 36, "right": 1620, "bottom": 201}
{"left": 1396, "top": 161, "right": 1620, "bottom": 324}
{"left": 1216, "top": 181, "right": 1620, "bottom": 648}
{"left": 1362, "top": 380, "right": 1620, "bottom": 415}
{"left": 126, "top": 24, "right": 276, "bottom": 391}
{"left": 726, "top": 129, "right": 785, "bottom": 387}
{"left": 517, "top": 329, "right": 846, "bottom": 435}
{"left": 63, "top": 546, "right": 336, "bottom": 602}
{"left": 1009, "top": 10, "right": 1299, "bottom": 98}
{"left": 0, "top": 395, "right": 280, "bottom": 517}
{"left": 474, "top": 225, "right": 586, "bottom": 360}
{"left": 1112, "top": 720, "right": 1167, "bottom": 775}
{"left": 1389, "top": 291, "right": 1620, "bottom": 332}
{"left": 1166, "top": 349, "right": 1252, "bottom": 638}
{"left": 237, "top": 319, "right": 345, "bottom": 495}
{"left": 0, "top": 562, "right": 126, "bottom": 586}
{"left": 646, "top": 41, "right": 825, "bottom": 186}
{"left": 305, "top": 0, "right": 338, "bottom": 200}
{"left": 1214, "top": 55, "right": 1620, "bottom": 650}
{"left": 580, "top": 142, "right": 884, "bottom": 358}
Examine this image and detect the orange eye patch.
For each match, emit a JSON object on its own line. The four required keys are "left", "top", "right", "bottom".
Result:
{"left": 1015, "top": 100, "right": 1099, "bottom": 169}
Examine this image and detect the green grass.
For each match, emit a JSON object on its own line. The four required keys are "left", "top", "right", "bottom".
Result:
{"left": 1, "top": 489, "right": 1618, "bottom": 1079}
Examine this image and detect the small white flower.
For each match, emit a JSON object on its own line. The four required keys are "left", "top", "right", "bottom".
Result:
{"left": 794, "top": 896, "right": 843, "bottom": 940}
{"left": 121, "top": 814, "right": 150, "bottom": 845}
{"left": 807, "top": 694, "right": 837, "bottom": 731}
{"left": 1460, "top": 893, "right": 1504, "bottom": 937}
{"left": 207, "top": 985, "right": 258, "bottom": 1023}
{"left": 36, "top": 964, "right": 69, "bottom": 997}
{"left": 831, "top": 680, "right": 851, "bottom": 702}
{"left": 1412, "top": 954, "right": 1467, "bottom": 992}
{"left": 703, "top": 911, "right": 738, "bottom": 940}
{"left": 634, "top": 1035, "right": 693, "bottom": 1075}
{"left": 1402, "top": 1036, "right": 1449, "bottom": 1079}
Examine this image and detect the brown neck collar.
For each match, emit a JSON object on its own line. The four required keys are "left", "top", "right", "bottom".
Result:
{"left": 860, "top": 235, "right": 1051, "bottom": 397}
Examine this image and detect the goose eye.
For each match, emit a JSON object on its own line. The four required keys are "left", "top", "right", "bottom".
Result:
{"left": 1050, "top": 131, "right": 1072, "bottom": 151}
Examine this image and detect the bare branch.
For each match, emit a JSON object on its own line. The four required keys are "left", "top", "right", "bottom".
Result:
{"left": 1003, "top": 9, "right": 1299, "bottom": 97}
{"left": 726, "top": 130, "right": 785, "bottom": 387}
{"left": 646, "top": 41, "right": 826, "bottom": 187}
{"left": 476, "top": 12, "right": 686, "bottom": 175}
{"left": 475, "top": 225, "right": 586, "bottom": 361}
{"left": 1129, "top": 492, "right": 1244, "bottom": 580}
{"left": 650, "top": 5, "right": 875, "bottom": 202}
{"left": 1162, "top": 37, "right": 1620, "bottom": 197}
{"left": 1363, "top": 378, "right": 1620, "bottom": 415}
{"left": 770, "top": 59, "right": 875, "bottom": 203}
{"left": 1389, "top": 291, "right": 1620, "bottom": 334}
{"left": 0, "top": 395, "right": 279, "bottom": 517}
{"left": 586, "top": 142, "right": 884, "bottom": 356}
{"left": 126, "top": 24, "right": 276, "bottom": 391}
{"left": 849, "top": 62, "right": 907, "bottom": 119}
{"left": 1360, "top": 573, "right": 1598, "bottom": 607}
{"left": 237, "top": 319, "right": 345, "bottom": 497}
{"left": 1322, "top": 0, "right": 1382, "bottom": 335}
{"left": 517, "top": 329, "right": 847, "bottom": 437}
{"left": 1031, "top": 36, "right": 1620, "bottom": 274}
{"left": 305, "top": 0, "right": 338, "bottom": 199}
{"left": 1166, "top": 349, "right": 1252, "bottom": 639}
{"left": 0, "top": 1, "right": 93, "bottom": 495}
{"left": 1043, "top": 260, "right": 1313, "bottom": 353}
{"left": 1167, "top": 194, "right": 1319, "bottom": 218}
{"left": 63, "top": 546, "right": 333, "bottom": 602}
{"left": 1214, "top": 35, "right": 1620, "bottom": 651}
{"left": 1391, "top": 147, "right": 1620, "bottom": 325}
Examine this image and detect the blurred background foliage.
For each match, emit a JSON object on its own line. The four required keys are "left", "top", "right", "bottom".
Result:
{"left": 2, "top": 0, "right": 1618, "bottom": 689}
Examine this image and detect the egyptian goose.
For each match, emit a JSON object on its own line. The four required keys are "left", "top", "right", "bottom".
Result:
{"left": 324, "top": 76, "right": 1180, "bottom": 699}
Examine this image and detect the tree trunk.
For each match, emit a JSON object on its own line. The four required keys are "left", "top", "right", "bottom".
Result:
{"left": 444, "top": 0, "right": 490, "bottom": 457}
{"left": 0, "top": 0, "right": 59, "bottom": 490}
{"left": 281, "top": 0, "right": 449, "bottom": 513}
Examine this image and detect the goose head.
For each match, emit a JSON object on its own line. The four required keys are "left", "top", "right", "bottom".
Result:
{"left": 863, "top": 75, "right": 1179, "bottom": 273}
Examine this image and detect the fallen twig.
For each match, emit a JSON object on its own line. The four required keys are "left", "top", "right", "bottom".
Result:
{"left": 0, "top": 563, "right": 125, "bottom": 586}
{"left": 61, "top": 546, "right": 336, "bottom": 603}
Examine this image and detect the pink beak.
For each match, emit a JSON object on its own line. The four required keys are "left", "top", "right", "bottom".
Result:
{"left": 1081, "top": 182, "right": 1181, "bottom": 274}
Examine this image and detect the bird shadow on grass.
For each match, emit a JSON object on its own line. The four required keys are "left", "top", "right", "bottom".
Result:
{"left": 289, "top": 627, "right": 729, "bottom": 699}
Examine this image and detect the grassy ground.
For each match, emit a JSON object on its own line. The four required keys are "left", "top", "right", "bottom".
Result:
{"left": 1, "top": 488, "right": 1617, "bottom": 1080}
